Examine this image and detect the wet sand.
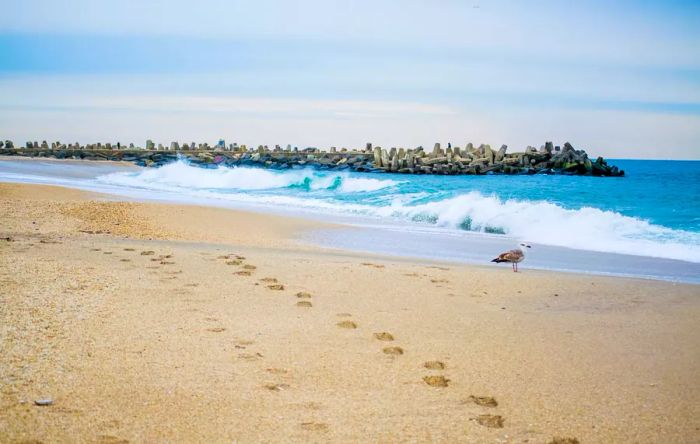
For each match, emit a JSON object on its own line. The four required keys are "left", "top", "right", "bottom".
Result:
{"left": 1, "top": 182, "right": 699, "bottom": 443}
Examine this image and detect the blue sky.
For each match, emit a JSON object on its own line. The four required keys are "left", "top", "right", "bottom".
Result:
{"left": 1, "top": 0, "right": 699, "bottom": 158}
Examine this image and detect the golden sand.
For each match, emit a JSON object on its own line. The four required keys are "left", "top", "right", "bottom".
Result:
{"left": 1, "top": 182, "right": 699, "bottom": 443}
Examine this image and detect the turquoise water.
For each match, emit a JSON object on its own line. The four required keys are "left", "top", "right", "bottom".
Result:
{"left": 92, "top": 158, "right": 700, "bottom": 262}
{"left": 1, "top": 158, "right": 699, "bottom": 265}
{"left": 243, "top": 159, "right": 699, "bottom": 232}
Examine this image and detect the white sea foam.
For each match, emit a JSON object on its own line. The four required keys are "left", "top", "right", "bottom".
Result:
{"left": 94, "top": 161, "right": 700, "bottom": 263}
{"left": 98, "top": 160, "right": 400, "bottom": 193}
{"left": 375, "top": 192, "right": 700, "bottom": 263}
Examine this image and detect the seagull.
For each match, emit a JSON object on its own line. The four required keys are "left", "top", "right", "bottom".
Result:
{"left": 491, "top": 243, "right": 531, "bottom": 272}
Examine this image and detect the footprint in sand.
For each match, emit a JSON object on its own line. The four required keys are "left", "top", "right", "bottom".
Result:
{"left": 547, "top": 438, "right": 580, "bottom": 444}
{"left": 96, "top": 436, "right": 130, "bottom": 444}
{"left": 103, "top": 251, "right": 113, "bottom": 255}
{"left": 260, "top": 277, "right": 278, "bottom": 283}
{"left": 296, "top": 291, "right": 312, "bottom": 298}
{"left": 424, "top": 361, "right": 445, "bottom": 370}
{"left": 120, "top": 259, "right": 131, "bottom": 262}
{"left": 206, "top": 327, "right": 226, "bottom": 333}
{"left": 296, "top": 301, "right": 313, "bottom": 308}
{"left": 234, "top": 270, "right": 252, "bottom": 276}
{"left": 39, "top": 239, "right": 61, "bottom": 244}
{"left": 218, "top": 254, "right": 245, "bottom": 260}
{"left": 123, "top": 248, "right": 135, "bottom": 252}
{"left": 90, "top": 248, "right": 101, "bottom": 251}
{"left": 266, "top": 368, "right": 288, "bottom": 375}
{"left": 100, "top": 419, "right": 122, "bottom": 429}
{"left": 140, "top": 250, "right": 155, "bottom": 256}
{"left": 423, "top": 375, "right": 450, "bottom": 387}
{"left": 292, "top": 401, "right": 323, "bottom": 411}
{"left": 226, "top": 260, "right": 242, "bottom": 266}
{"left": 301, "top": 422, "right": 328, "bottom": 431}
{"left": 382, "top": 346, "right": 404, "bottom": 355}
{"left": 242, "top": 264, "right": 256, "bottom": 270}
{"left": 472, "top": 414, "right": 504, "bottom": 429}
{"left": 361, "top": 262, "right": 385, "bottom": 269}
{"left": 184, "top": 283, "right": 199, "bottom": 287}
{"left": 264, "top": 383, "right": 290, "bottom": 391}
{"left": 267, "top": 284, "right": 285, "bottom": 290}
{"left": 373, "top": 332, "right": 394, "bottom": 341}
{"left": 467, "top": 395, "right": 498, "bottom": 407}
{"left": 336, "top": 313, "right": 353, "bottom": 317}
{"left": 337, "top": 320, "right": 357, "bottom": 329}
{"left": 160, "top": 261, "right": 175, "bottom": 265}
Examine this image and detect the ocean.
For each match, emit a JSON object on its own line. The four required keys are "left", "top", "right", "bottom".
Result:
{"left": 1, "top": 157, "right": 699, "bottom": 282}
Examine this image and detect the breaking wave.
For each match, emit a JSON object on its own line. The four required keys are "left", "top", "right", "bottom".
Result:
{"left": 95, "top": 160, "right": 700, "bottom": 263}
{"left": 98, "top": 160, "right": 400, "bottom": 193}
{"left": 376, "top": 192, "right": 700, "bottom": 262}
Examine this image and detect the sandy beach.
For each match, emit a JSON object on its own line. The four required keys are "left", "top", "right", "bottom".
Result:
{"left": 1, "top": 182, "right": 699, "bottom": 443}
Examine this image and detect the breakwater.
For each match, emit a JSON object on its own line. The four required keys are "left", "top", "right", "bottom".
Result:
{"left": 0, "top": 139, "right": 624, "bottom": 176}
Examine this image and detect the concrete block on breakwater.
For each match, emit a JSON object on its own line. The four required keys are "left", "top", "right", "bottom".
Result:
{"left": 0, "top": 139, "right": 624, "bottom": 176}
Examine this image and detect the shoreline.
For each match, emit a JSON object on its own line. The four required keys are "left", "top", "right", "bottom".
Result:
{"left": 305, "top": 225, "right": 700, "bottom": 285}
{"left": 2, "top": 182, "right": 699, "bottom": 442}
{"left": 4, "top": 178, "right": 692, "bottom": 285}
{"left": 1, "top": 157, "right": 698, "bottom": 282}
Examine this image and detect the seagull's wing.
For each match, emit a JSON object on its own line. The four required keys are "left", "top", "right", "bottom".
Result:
{"left": 492, "top": 249, "right": 522, "bottom": 263}
{"left": 499, "top": 249, "right": 523, "bottom": 262}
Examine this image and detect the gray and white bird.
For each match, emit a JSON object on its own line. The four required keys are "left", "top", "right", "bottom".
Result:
{"left": 491, "top": 243, "right": 531, "bottom": 272}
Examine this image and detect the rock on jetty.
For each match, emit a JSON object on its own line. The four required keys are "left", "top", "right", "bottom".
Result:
{"left": 0, "top": 139, "right": 624, "bottom": 176}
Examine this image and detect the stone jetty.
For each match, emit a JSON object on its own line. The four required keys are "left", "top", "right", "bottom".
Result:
{"left": 0, "top": 139, "right": 624, "bottom": 176}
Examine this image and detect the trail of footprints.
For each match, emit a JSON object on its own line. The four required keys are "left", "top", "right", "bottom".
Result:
{"left": 342, "top": 263, "right": 508, "bottom": 431}
{"left": 216, "top": 252, "right": 322, "bottom": 310}
{"left": 217, "top": 252, "right": 331, "bottom": 429}
{"left": 216, "top": 252, "right": 339, "bottom": 431}
{"left": 225, "top": 254, "right": 508, "bottom": 432}
{"left": 89, "top": 248, "right": 509, "bottom": 434}
{"left": 87, "top": 246, "right": 184, "bottom": 287}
